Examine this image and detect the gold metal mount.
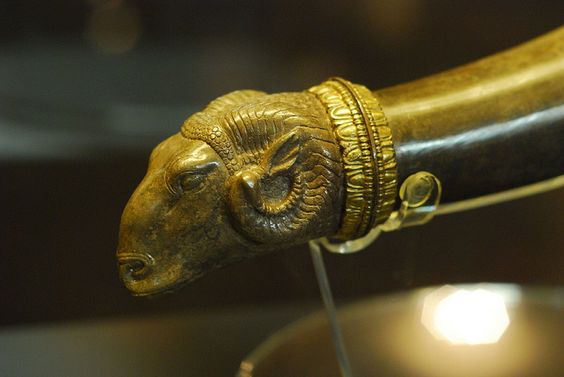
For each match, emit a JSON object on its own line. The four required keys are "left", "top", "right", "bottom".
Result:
{"left": 309, "top": 78, "right": 398, "bottom": 240}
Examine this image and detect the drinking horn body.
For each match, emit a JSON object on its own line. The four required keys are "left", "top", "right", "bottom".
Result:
{"left": 117, "top": 27, "right": 564, "bottom": 296}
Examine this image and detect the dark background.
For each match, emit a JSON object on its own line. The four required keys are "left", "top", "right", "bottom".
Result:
{"left": 1, "top": 0, "right": 563, "bottom": 327}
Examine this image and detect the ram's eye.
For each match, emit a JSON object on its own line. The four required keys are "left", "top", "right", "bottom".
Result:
{"left": 176, "top": 172, "right": 205, "bottom": 193}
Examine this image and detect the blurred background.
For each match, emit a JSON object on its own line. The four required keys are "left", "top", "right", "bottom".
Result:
{"left": 0, "top": 1, "right": 563, "bottom": 376}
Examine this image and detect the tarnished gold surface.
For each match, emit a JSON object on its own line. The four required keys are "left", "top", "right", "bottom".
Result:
{"left": 117, "top": 27, "right": 564, "bottom": 295}
{"left": 118, "top": 89, "right": 346, "bottom": 296}
{"left": 117, "top": 78, "right": 400, "bottom": 295}
{"left": 308, "top": 78, "right": 397, "bottom": 240}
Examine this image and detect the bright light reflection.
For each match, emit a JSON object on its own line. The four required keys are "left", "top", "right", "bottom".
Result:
{"left": 422, "top": 286, "right": 511, "bottom": 345}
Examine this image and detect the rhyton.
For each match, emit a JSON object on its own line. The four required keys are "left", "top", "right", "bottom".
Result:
{"left": 117, "top": 28, "right": 564, "bottom": 296}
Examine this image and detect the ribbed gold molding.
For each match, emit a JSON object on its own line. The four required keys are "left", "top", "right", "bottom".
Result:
{"left": 308, "top": 78, "right": 398, "bottom": 240}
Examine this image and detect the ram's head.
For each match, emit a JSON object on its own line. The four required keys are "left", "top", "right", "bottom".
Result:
{"left": 117, "top": 90, "right": 343, "bottom": 296}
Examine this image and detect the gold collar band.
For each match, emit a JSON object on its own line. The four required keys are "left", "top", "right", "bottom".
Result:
{"left": 309, "top": 78, "right": 398, "bottom": 240}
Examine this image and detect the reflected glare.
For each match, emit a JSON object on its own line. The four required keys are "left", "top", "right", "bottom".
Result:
{"left": 422, "top": 285, "right": 512, "bottom": 345}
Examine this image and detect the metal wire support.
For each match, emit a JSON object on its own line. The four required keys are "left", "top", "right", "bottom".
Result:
{"left": 309, "top": 239, "right": 354, "bottom": 377}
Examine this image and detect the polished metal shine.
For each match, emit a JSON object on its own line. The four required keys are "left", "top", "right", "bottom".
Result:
{"left": 117, "top": 27, "right": 564, "bottom": 296}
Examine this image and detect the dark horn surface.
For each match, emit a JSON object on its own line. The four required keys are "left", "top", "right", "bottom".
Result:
{"left": 376, "top": 27, "right": 564, "bottom": 204}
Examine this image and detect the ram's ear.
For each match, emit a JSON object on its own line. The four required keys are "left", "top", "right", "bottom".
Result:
{"left": 233, "top": 166, "right": 262, "bottom": 211}
{"left": 261, "top": 130, "right": 304, "bottom": 176}
{"left": 228, "top": 130, "right": 306, "bottom": 228}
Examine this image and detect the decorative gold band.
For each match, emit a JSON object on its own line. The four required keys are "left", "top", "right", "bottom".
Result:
{"left": 308, "top": 78, "right": 398, "bottom": 240}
